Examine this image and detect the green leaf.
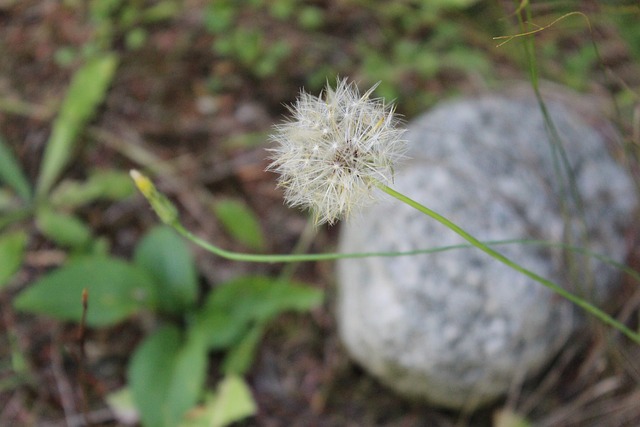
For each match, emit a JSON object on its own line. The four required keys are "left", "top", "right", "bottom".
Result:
{"left": 205, "top": 275, "right": 324, "bottom": 323}
{"left": 0, "top": 230, "right": 27, "bottom": 289}
{"left": 129, "top": 326, "right": 208, "bottom": 427}
{"left": 129, "top": 326, "right": 180, "bottom": 427}
{"left": 0, "top": 135, "right": 32, "bottom": 201}
{"left": 36, "top": 54, "right": 118, "bottom": 196}
{"left": 197, "top": 275, "right": 323, "bottom": 368}
{"left": 212, "top": 198, "right": 265, "bottom": 251}
{"left": 221, "top": 322, "right": 265, "bottom": 375}
{"left": 36, "top": 208, "right": 92, "bottom": 249}
{"left": 134, "top": 226, "right": 197, "bottom": 314}
{"left": 14, "top": 256, "right": 155, "bottom": 326}
{"left": 50, "top": 169, "right": 135, "bottom": 209}
{"left": 165, "top": 329, "right": 208, "bottom": 424}
{"left": 193, "top": 309, "right": 247, "bottom": 351}
{"left": 181, "top": 376, "right": 256, "bottom": 427}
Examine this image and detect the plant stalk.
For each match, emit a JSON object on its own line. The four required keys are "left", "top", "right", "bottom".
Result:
{"left": 375, "top": 181, "right": 640, "bottom": 343}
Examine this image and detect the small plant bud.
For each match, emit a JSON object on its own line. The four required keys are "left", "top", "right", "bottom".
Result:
{"left": 130, "top": 170, "right": 178, "bottom": 226}
{"left": 267, "top": 78, "right": 407, "bottom": 225}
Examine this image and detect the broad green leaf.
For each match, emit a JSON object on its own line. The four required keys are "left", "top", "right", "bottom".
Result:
{"left": 14, "top": 256, "right": 155, "bottom": 326}
{"left": 36, "top": 54, "right": 118, "bottom": 196}
{"left": 50, "top": 169, "right": 135, "bottom": 209}
{"left": 36, "top": 208, "right": 92, "bottom": 249}
{"left": 212, "top": 199, "right": 265, "bottom": 251}
{"left": 129, "top": 326, "right": 179, "bottom": 427}
{"left": 129, "top": 326, "right": 208, "bottom": 427}
{"left": 199, "top": 276, "right": 322, "bottom": 372}
{"left": 134, "top": 226, "right": 197, "bottom": 314}
{"left": 221, "top": 322, "right": 265, "bottom": 375}
{"left": 181, "top": 376, "right": 256, "bottom": 427}
{"left": 165, "top": 328, "right": 208, "bottom": 425}
{"left": 193, "top": 309, "right": 247, "bottom": 351}
{"left": 0, "top": 135, "right": 32, "bottom": 201}
{"left": 0, "top": 230, "right": 27, "bottom": 289}
{"left": 205, "top": 275, "right": 324, "bottom": 323}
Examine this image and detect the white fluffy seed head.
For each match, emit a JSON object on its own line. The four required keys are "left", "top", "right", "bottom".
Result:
{"left": 267, "top": 78, "right": 407, "bottom": 225}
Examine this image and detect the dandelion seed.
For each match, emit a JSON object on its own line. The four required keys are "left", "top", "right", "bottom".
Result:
{"left": 267, "top": 78, "right": 407, "bottom": 225}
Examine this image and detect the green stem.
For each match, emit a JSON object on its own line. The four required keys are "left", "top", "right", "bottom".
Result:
{"left": 174, "top": 220, "right": 640, "bottom": 285}
{"left": 172, "top": 222, "right": 438, "bottom": 263}
{"left": 375, "top": 182, "right": 640, "bottom": 343}
{"left": 132, "top": 169, "right": 639, "bottom": 341}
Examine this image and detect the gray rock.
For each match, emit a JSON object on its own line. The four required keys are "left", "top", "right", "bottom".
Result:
{"left": 336, "top": 93, "right": 635, "bottom": 409}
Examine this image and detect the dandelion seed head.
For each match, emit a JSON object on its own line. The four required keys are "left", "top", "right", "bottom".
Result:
{"left": 267, "top": 78, "right": 407, "bottom": 225}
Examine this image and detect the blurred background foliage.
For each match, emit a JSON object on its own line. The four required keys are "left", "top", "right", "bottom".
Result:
{"left": 1, "top": 0, "right": 640, "bottom": 426}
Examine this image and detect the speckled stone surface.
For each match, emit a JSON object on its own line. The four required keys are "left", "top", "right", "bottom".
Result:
{"left": 336, "top": 94, "right": 636, "bottom": 409}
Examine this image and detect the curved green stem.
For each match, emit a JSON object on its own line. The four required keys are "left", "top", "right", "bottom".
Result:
{"left": 175, "top": 220, "right": 640, "bottom": 284}
{"left": 375, "top": 181, "right": 640, "bottom": 343}
{"left": 171, "top": 222, "right": 470, "bottom": 263}
{"left": 131, "top": 169, "right": 639, "bottom": 342}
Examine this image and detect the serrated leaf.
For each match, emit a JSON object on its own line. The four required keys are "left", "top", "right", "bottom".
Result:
{"left": 36, "top": 54, "right": 118, "bottom": 196}
{"left": 36, "top": 208, "right": 92, "bottom": 249}
{"left": 50, "top": 169, "right": 135, "bottom": 209}
{"left": 134, "top": 226, "right": 197, "bottom": 314}
{"left": 182, "top": 376, "right": 256, "bottom": 427}
{"left": 128, "top": 326, "right": 208, "bottom": 427}
{"left": 0, "top": 230, "right": 27, "bottom": 289}
{"left": 14, "top": 256, "right": 155, "bottom": 326}
{"left": 0, "top": 135, "right": 32, "bottom": 201}
{"left": 205, "top": 275, "right": 324, "bottom": 323}
{"left": 212, "top": 199, "right": 265, "bottom": 251}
